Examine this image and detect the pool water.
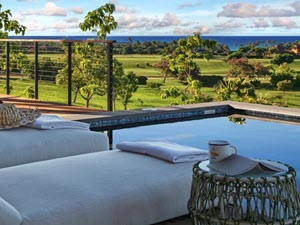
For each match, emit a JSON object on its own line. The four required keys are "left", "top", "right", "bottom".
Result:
{"left": 111, "top": 117, "right": 300, "bottom": 187}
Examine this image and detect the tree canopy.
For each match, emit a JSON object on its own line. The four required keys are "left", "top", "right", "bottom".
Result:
{"left": 79, "top": 3, "right": 118, "bottom": 39}
{"left": 0, "top": 4, "right": 26, "bottom": 38}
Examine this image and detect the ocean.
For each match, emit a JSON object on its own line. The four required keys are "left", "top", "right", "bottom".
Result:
{"left": 8, "top": 35, "right": 300, "bottom": 51}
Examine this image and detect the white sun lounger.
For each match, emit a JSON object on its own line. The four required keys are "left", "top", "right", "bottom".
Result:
{"left": 0, "top": 127, "right": 109, "bottom": 168}
{"left": 0, "top": 150, "right": 194, "bottom": 225}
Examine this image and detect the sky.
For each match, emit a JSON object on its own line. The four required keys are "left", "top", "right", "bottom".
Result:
{"left": 1, "top": 0, "right": 300, "bottom": 36}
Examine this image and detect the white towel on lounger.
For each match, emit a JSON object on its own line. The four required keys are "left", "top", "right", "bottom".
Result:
{"left": 116, "top": 141, "right": 209, "bottom": 163}
{"left": 25, "top": 115, "right": 90, "bottom": 130}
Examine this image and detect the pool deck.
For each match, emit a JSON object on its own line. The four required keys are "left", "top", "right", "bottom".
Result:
{"left": 1, "top": 94, "right": 300, "bottom": 129}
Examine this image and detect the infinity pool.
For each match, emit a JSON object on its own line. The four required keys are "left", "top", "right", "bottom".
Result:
{"left": 110, "top": 116, "right": 300, "bottom": 187}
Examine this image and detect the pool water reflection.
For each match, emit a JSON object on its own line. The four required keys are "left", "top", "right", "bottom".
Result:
{"left": 111, "top": 117, "right": 300, "bottom": 188}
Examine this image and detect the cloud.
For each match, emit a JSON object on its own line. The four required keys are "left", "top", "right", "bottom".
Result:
{"left": 70, "top": 7, "right": 84, "bottom": 14}
{"left": 117, "top": 13, "right": 182, "bottom": 30}
{"left": 173, "top": 25, "right": 210, "bottom": 35}
{"left": 178, "top": 2, "right": 202, "bottom": 9}
{"left": 19, "top": 2, "right": 67, "bottom": 17}
{"left": 65, "top": 17, "right": 79, "bottom": 23}
{"left": 217, "top": 3, "right": 257, "bottom": 18}
{"left": 271, "top": 17, "right": 298, "bottom": 29}
{"left": 218, "top": 1, "right": 300, "bottom": 18}
{"left": 26, "top": 22, "right": 78, "bottom": 32}
{"left": 115, "top": 6, "right": 136, "bottom": 14}
{"left": 43, "top": 2, "right": 66, "bottom": 16}
{"left": 214, "top": 19, "right": 243, "bottom": 30}
{"left": 253, "top": 18, "right": 270, "bottom": 28}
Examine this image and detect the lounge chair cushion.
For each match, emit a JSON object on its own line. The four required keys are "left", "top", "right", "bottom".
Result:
{"left": 0, "top": 127, "right": 108, "bottom": 168}
{"left": 0, "top": 150, "right": 194, "bottom": 225}
{"left": 0, "top": 197, "right": 22, "bottom": 225}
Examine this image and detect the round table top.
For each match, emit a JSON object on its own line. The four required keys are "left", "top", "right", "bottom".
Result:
{"left": 198, "top": 159, "right": 289, "bottom": 178}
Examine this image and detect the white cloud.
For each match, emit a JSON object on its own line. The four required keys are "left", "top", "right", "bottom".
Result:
{"left": 26, "top": 22, "right": 78, "bottom": 33}
{"left": 70, "top": 7, "right": 84, "bottom": 14}
{"left": 117, "top": 13, "right": 182, "bottom": 30}
{"left": 218, "top": 1, "right": 300, "bottom": 18}
{"left": 19, "top": 2, "right": 67, "bottom": 17}
{"left": 253, "top": 18, "right": 270, "bottom": 28}
{"left": 65, "top": 17, "right": 79, "bottom": 23}
{"left": 43, "top": 2, "right": 66, "bottom": 16}
{"left": 173, "top": 25, "right": 210, "bottom": 35}
{"left": 115, "top": 6, "right": 136, "bottom": 14}
{"left": 214, "top": 19, "right": 243, "bottom": 30}
{"left": 178, "top": 1, "right": 202, "bottom": 9}
{"left": 217, "top": 3, "right": 257, "bottom": 18}
{"left": 271, "top": 17, "right": 298, "bottom": 29}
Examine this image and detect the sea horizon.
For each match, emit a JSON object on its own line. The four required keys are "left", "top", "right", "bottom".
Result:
{"left": 8, "top": 35, "right": 300, "bottom": 51}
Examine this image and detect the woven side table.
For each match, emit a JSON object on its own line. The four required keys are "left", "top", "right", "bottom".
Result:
{"left": 188, "top": 160, "right": 300, "bottom": 225}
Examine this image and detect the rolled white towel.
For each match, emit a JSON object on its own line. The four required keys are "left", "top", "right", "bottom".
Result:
{"left": 116, "top": 141, "right": 209, "bottom": 163}
{"left": 25, "top": 115, "right": 90, "bottom": 130}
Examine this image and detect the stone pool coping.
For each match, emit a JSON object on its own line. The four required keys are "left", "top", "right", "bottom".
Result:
{"left": 60, "top": 101, "right": 300, "bottom": 130}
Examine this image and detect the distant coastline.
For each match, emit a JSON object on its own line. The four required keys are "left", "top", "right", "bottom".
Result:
{"left": 8, "top": 35, "right": 300, "bottom": 51}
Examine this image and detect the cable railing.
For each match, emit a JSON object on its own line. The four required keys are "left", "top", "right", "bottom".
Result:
{"left": 0, "top": 39, "right": 115, "bottom": 111}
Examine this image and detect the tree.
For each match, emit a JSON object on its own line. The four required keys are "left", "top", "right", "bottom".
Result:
{"left": 270, "top": 63, "right": 295, "bottom": 87}
{"left": 277, "top": 80, "right": 293, "bottom": 94}
{"left": 114, "top": 71, "right": 138, "bottom": 110}
{"left": 79, "top": 3, "right": 118, "bottom": 39}
{"left": 160, "top": 78, "right": 212, "bottom": 105}
{"left": 0, "top": 3, "right": 26, "bottom": 38}
{"left": 226, "top": 58, "right": 255, "bottom": 78}
{"left": 168, "top": 33, "right": 216, "bottom": 83}
{"left": 153, "top": 57, "right": 174, "bottom": 83}
{"left": 253, "top": 62, "right": 273, "bottom": 77}
{"left": 215, "top": 77, "right": 256, "bottom": 101}
{"left": 270, "top": 53, "right": 294, "bottom": 66}
{"left": 56, "top": 42, "right": 107, "bottom": 106}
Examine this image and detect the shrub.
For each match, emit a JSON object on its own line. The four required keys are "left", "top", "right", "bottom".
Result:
{"left": 270, "top": 73, "right": 294, "bottom": 87}
{"left": 137, "top": 76, "right": 148, "bottom": 85}
{"left": 277, "top": 80, "right": 293, "bottom": 93}
{"left": 294, "top": 75, "right": 300, "bottom": 88}
{"left": 250, "top": 79, "right": 261, "bottom": 88}
{"left": 23, "top": 86, "right": 35, "bottom": 98}
{"left": 198, "top": 75, "right": 223, "bottom": 87}
{"left": 147, "top": 82, "right": 163, "bottom": 90}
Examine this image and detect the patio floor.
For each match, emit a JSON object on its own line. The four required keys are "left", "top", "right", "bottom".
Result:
{"left": 0, "top": 94, "right": 105, "bottom": 115}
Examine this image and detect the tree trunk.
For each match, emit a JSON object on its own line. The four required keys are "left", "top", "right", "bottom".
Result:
{"left": 73, "top": 92, "right": 78, "bottom": 103}
{"left": 86, "top": 99, "right": 90, "bottom": 108}
{"left": 163, "top": 74, "right": 167, "bottom": 83}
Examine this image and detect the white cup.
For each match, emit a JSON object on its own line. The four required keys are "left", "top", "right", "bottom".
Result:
{"left": 208, "top": 140, "right": 237, "bottom": 163}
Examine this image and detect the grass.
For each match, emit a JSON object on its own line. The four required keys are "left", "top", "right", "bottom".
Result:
{"left": 2, "top": 54, "right": 300, "bottom": 110}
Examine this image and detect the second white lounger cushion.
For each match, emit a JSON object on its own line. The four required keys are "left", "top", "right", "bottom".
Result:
{"left": 0, "top": 150, "right": 194, "bottom": 225}
{"left": 0, "top": 197, "right": 22, "bottom": 225}
{"left": 0, "top": 127, "right": 109, "bottom": 168}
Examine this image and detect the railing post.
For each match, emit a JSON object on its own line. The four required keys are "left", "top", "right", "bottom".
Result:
{"left": 106, "top": 42, "right": 114, "bottom": 111}
{"left": 67, "top": 42, "right": 72, "bottom": 105}
{"left": 6, "top": 42, "right": 10, "bottom": 95}
{"left": 34, "top": 42, "right": 39, "bottom": 99}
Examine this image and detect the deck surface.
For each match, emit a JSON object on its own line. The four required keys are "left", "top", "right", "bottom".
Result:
{"left": 0, "top": 94, "right": 105, "bottom": 116}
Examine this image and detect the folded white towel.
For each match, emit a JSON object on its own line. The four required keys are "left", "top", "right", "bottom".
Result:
{"left": 116, "top": 141, "right": 209, "bottom": 163}
{"left": 25, "top": 115, "right": 90, "bottom": 130}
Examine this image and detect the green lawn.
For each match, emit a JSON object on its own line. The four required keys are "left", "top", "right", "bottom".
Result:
{"left": 2, "top": 54, "right": 300, "bottom": 110}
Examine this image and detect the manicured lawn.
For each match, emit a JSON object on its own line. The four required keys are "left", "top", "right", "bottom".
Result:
{"left": 1, "top": 54, "right": 300, "bottom": 110}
